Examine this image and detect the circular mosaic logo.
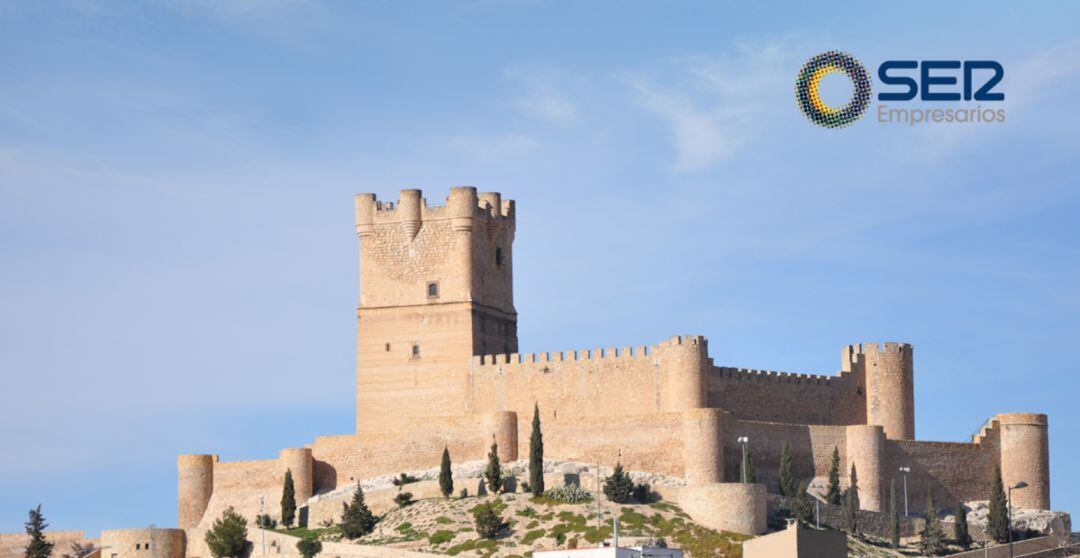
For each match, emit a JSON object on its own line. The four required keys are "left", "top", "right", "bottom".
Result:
{"left": 795, "top": 51, "right": 872, "bottom": 129}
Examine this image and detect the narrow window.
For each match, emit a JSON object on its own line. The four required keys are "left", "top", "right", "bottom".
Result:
{"left": 412, "top": 344, "right": 420, "bottom": 358}
{"left": 385, "top": 343, "right": 391, "bottom": 352}
{"left": 495, "top": 248, "right": 504, "bottom": 266}
{"left": 427, "top": 281, "right": 439, "bottom": 298}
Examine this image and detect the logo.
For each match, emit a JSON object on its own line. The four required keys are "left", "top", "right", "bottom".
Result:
{"left": 796, "top": 52, "right": 1006, "bottom": 128}
{"left": 795, "top": 50, "right": 873, "bottom": 129}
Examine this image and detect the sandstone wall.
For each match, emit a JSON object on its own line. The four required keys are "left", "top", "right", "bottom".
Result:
{"left": 707, "top": 367, "right": 864, "bottom": 425}
{"left": 99, "top": 529, "right": 185, "bottom": 558}
{"left": 0, "top": 532, "right": 97, "bottom": 558}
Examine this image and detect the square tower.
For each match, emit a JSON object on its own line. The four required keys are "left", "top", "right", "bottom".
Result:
{"left": 353, "top": 187, "right": 517, "bottom": 434}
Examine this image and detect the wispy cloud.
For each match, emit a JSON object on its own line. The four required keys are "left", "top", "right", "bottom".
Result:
{"left": 625, "top": 39, "right": 806, "bottom": 171}
{"left": 506, "top": 69, "right": 578, "bottom": 123}
{"left": 450, "top": 133, "right": 538, "bottom": 160}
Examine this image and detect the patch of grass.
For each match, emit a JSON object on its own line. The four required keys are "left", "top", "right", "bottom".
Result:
{"left": 435, "top": 516, "right": 454, "bottom": 525}
{"left": 395, "top": 522, "right": 413, "bottom": 533}
{"left": 428, "top": 530, "right": 456, "bottom": 545}
{"left": 516, "top": 506, "right": 538, "bottom": 518}
{"left": 270, "top": 526, "right": 339, "bottom": 540}
{"left": 521, "top": 529, "right": 546, "bottom": 545}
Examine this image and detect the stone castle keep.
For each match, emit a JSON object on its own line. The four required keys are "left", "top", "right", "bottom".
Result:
{"left": 175, "top": 187, "right": 1052, "bottom": 548}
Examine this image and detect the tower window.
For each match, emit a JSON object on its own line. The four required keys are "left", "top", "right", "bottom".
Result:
{"left": 427, "top": 281, "right": 439, "bottom": 299}
{"left": 385, "top": 343, "right": 391, "bottom": 352}
{"left": 495, "top": 248, "right": 503, "bottom": 266}
{"left": 412, "top": 344, "right": 421, "bottom": 358}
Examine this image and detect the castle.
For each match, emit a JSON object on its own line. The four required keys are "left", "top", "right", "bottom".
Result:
{"left": 174, "top": 187, "right": 1052, "bottom": 549}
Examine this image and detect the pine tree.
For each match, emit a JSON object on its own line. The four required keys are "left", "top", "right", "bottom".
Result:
{"left": 918, "top": 487, "right": 947, "bottom": 556}
{"left": 889, "top": 478, "right": 900, "bottom": 548}
{"left": 205, "top": 507, "right": 248, "bottom": 558}
{"left": 24, "top": 505, "right": 53, "bottom": 558}
{"left": 484, "top": 437, "right": 503, "bottom": 494}
{"left": 845, "top": 464, "right": 860, "bottom": 534}
{"left": 340, "top": 483, "right": 376, "bottom": 539}
{"left": 778, "top": 441, "right": 797, "bottom": 497}
{"left": 955, "top": 501, "right": 971, "bottom": 550}
{"left": 988, "top": 463, "right": 1009, "bottom": 544}
{"left": 439, "top": 446, "right": 454, "bottom": 499}
{"left": 826, "top": 447, "right": 842, "bottom": 505}
{"left": 603, "top": 463, "right": 635, "bottom": 504}
{"left": 281, "top": 469, "right": 297, "bottom": 529}
{"left": 793, "top": 483, "right": 814, "bottom": 525}
{"left": 529, "top": 403, "right": 545, "bottom": 497}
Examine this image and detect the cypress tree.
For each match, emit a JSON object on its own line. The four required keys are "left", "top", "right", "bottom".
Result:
{"left": 988, "top": 463, "right": 1009, "bottom": 544}
{"left": 484, "top": 437, "right": 503, "bottom": 494}
{"left": 529, "top": 403, "right": 545, "bottom": 496}
{"left": 845, "top": 464, "right": 860, "bottom": 534}
{"left": 826, "top": 447, "right": 842, "bottom": 505}
{"left": 778, "top": 440, "right": 797, "bottom": 497}
{"left": 793, "top": 483, "right": 814, "bottom": 525}
{"left": 24, "top": 506, "right": 53, "bottom": 558}
{"left": 281, "top": 469, "right": 296, "bottom": 529}
{"left": 918, "top": 487, "right": 946, "bottom": 556}
{"left": 955, "top": 501, "right": 971, "bottom": 550}
{"left": 889, "top": 478, "right": 900, "bottom": 548}
{"left": 439, "top": 446, "right": 454, "bottom": 499}
{"left": 340, "top": 483, "right": 376, "bottom": 539}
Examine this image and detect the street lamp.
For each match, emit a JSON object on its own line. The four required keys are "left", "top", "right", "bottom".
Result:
{"left": 1008, "top": 481, "right": 1029, "bottom": 558}
{"left": 898, "top": 467, "right": 911, "bottom": 517}
{"left": 737, "top": 437, "right": 750, "bottom": 483}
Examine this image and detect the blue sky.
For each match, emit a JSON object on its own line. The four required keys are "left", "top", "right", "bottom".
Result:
{"left": 2, "top": 0, "right": 1078, "bottom": 537}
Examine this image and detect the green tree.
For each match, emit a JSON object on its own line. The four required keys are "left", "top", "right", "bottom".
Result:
{"left": 955, "top": 501, "right": 971, "bottom": 550}
{"left": 340, "top": 483, "right": 376, "bottom": 539}
{"left": 24, "top": 505, "right": 53, "bottom": 558}
{"left": 295, "top": 537, "right": 322, "bottom": 558}
{"left": 988, "top": 463, "right": 1009, "bottom": 544}
{"left": 746, "top": 453, "right": 756, "bottom": 483}
{"left": 603, "top": 463, "right": 635, "bottom": 504}
{"left": 473, "top": 502, "right": 506, "bottom": 539}
{"left": 281, "top": 469, "right": 297, "bottom": 529}
{"left": 439, "top": 446, "right": 454, "bottom": 499}
{"left": 529, "top": 403, "right": 545, "bottom": 497}
{"left": 778, "top": 441, "right": 797, "bottom": 497}
{"left": 845, "top": 464, "right": 860, "bottom": 534}
{"left": 918, "top": 487, "right": 947, "bottom": 556}
{"left": 889, "top": 478, "right": 900, "bottom": 548}
{"left": 205, "top": 507, "right": 248, "bottom": 558}
{"left": 793, "top": 483, "right": 814, "bottom": 525}
{"left": 826, "top": 447, "right": 842, "bottom": 505}
{"left": 484, "top": 437, "right": 503, "bottom": 494}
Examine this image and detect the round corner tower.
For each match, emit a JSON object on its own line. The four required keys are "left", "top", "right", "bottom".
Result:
{"left": 681, "top": 407, "right": 728, "bottom": 484}
{"left": 997, "top": 413, "right": 1050, "bottom": 509}
{"left": 660, "top": 336, "right": 710, "bottom": 411}
{"left": 845, "top": 342, "right": 915, "bottom": 440}
{"left": 480, "top": 411, "right": 519, "bottom": 462}
{"left": 279, "top": 447, "right": 314, "bottom": 504}
{"left": 177, "top": 454, "right": 216, "bottom": 530}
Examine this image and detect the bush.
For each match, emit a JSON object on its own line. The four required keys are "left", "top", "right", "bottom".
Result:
{"left": 542, "top": 484, "right": 592, "bottom": 504}
{"left": 394, "top": 492, "right": 415, "bottom": 507}
{"left": 632, "top": 482, "right": 657, "bottom": 503}
{"left": 205, "top": 507, "right": 248, "bottom": 558}
{"left": 428, "top": 530, "right": 455, "bottom": 545}
{"left": 295, "top": 537, "right": 322, "bottom": 558}
{"left": 472, "top": 502, "right": 507, "bottom": 539}
{"left": 392, "top": 473, "right": 420, "bottom": 488}
{"left": 254, "top": 514, "right": 277, "bottom": 529}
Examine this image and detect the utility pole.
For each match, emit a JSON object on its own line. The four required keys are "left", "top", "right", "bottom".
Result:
{"left": 899, "top": 467, "right": 910, "bottom": 517}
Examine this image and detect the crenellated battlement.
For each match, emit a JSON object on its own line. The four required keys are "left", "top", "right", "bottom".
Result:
{"left": 354, "top": 187, "right": 513, "bottom": 237}
{"left": 470, "top": 334, "right": 706, "bottom": 367}
{"left": 711, "top": 366, "right": 842, "bottom": 386}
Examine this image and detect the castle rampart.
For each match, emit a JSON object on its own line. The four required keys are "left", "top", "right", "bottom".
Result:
{"left": 174, "top": 188, "right": 1055, "bottom": 544}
